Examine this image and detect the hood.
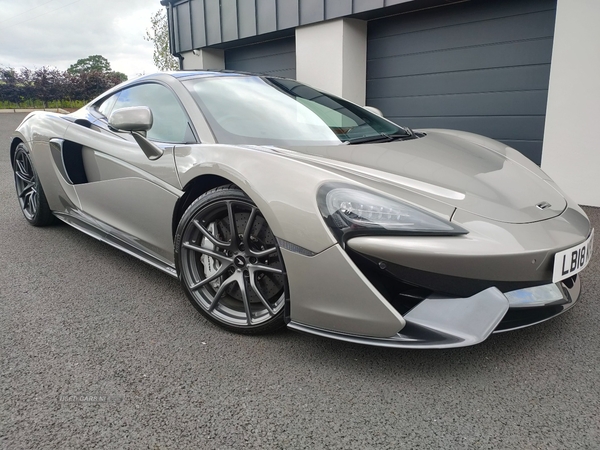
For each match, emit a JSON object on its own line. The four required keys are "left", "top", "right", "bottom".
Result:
{"left": 273, "top": 130, "right": 566, "bottom": 224}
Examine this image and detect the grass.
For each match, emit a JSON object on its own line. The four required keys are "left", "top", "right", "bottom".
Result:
{"left": 0, "top": 99, "right": 87, "bottom": 109}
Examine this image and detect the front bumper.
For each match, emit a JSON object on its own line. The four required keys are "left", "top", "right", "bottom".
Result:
{"left": 288, "top": 275, "right": 581, "bottom": 349}
{"left": 284, "top": 203, "right": 590, "bottom": 348}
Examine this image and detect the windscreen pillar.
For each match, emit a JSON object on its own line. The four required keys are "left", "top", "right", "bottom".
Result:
{"left": 180, "top": 48, "right": 225, "bottom": 70}
{"left": 296, "top": 18, "right": 367, "bottom": 106}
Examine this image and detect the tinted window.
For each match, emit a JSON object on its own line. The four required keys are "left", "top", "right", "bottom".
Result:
{"left": 111, "top": 83, "right": 192, "bottom": 143}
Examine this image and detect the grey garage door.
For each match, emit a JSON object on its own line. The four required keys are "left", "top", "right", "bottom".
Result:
{"left": 366, "top": 0, "right": 557, "bottom": 163}
{"left": 225, "top": 37, "right": 296, "bottom": 79}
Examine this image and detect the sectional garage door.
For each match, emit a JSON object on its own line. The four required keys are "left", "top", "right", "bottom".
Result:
{"left": 225, "top": 37, "right": 296, "bottom": 79}
{"left": 366, "top": 0, "right": 557, "bottom": 163}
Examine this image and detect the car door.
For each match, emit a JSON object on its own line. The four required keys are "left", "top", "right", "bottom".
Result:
{"left": 63, "top": 82, "right": 196, "bottom": 267}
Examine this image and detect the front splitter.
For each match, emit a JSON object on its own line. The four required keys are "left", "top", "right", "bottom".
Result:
{"left": 288, "top": 277, "right": 581, "bottom": 349}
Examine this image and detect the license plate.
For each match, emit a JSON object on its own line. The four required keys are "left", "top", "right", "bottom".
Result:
{"left": 552, "top": 229, "right": 594, "bottom": 283}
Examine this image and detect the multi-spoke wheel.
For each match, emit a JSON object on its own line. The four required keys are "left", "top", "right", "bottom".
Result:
{"left": 175, "top": 185, "right": 287, "bottom": 334}
{"left": 12, "top": 143, "right": 54, "bottom": 226}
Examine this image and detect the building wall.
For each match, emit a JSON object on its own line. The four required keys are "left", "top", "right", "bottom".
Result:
{"left": 180, "top": 48, "right": 224, "bottom": 70}
{"left": 296, "top": 19, "right": 367, "bottom": 104}
{"left": 164, "top": 0, "right": 423, "bottom": 52}
{"left": 541, "top": 0, "right": 600, "bottom": 207}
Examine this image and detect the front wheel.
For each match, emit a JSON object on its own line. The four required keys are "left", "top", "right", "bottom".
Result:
{"left": 175, "top": 185, "right": 287, "bottom": 334}
{"left": 12, "top": 143, "right": 55, "bottom": 227}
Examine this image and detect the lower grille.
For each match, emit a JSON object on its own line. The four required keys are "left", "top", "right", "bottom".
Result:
{"left": 346, "top": 246, "right": 561, "bottom": 317}
{"left": 346, "top": 248, "right": 431, "bottom": 315}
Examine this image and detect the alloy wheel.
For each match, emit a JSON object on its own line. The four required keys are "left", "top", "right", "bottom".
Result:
{"left": 179, "top": 195, "right": 286, "bottom": 330}
{"left": 14, "top": 148, "right": 39, "bottom": 221}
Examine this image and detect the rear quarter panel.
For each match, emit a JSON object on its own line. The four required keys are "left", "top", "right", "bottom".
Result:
{"left": 12, "top": 112, "right": 77, "bottom": 212}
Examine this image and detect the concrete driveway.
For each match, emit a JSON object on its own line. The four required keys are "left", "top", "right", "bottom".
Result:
{"left": 2, "top": 113, "right": 599, "bottom": 449}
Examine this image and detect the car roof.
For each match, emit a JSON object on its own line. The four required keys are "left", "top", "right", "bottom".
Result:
{"left": 129, "top": 71, "right": 286, "bottom": 87}
{"left": 168, "top": 70, "right": 262, "bottom": 80}
{"left": 86, "top": 70, "right": 283, "bottom": 108}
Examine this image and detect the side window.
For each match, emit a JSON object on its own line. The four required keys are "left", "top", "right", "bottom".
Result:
{"left": 111, "top": 83, "right": 192, "bottom": 143}
{"left": 97, "top": 93, "right": 119, "bottom": 118}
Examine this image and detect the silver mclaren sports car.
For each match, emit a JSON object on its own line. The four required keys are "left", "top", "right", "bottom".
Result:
{"left": 10, "top": 71, "right": 593, "bottom": 348}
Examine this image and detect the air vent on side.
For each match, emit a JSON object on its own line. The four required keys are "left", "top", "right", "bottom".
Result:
{"left": 48, "top": 138, "right": 88, "bottom": 185}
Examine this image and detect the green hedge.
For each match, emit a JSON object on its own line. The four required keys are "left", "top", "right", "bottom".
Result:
{"left": 1, "top": 67, "right": 126, "bottom": 109}
{"left": 0, "top": 99, "right": 87, "bottom": 109}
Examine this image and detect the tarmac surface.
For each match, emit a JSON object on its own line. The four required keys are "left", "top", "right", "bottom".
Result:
{"left": 1, "top": 112, "right": 599, "bottom": 449}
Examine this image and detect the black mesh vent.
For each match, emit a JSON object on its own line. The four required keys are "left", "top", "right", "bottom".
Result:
{"left": 346, "top": 248, "right": 431, "bottom": 315}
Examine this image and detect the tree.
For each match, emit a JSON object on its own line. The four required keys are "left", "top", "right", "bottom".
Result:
{"left": 111, "top": 71, "right": 128, "bottom": 83}
{"left": 70, "top": 71, "right": 126, "bottom": 101}
{"left": 67, "top": 55, "right": 112, "bottom": 74}
{"left": 0, "top": 67, "right": 25, "bottom": 104}
{"left": 31, "top": 67, "right": 67, "bottom": 108}
{"left": 145, "top": 9, "right": 179, "bottom": 71}
{"left": 0, "top": 65, "right": 126, "bottom": 106}
{"left": 66, "top": 54, "right": 127, "bottom": 85}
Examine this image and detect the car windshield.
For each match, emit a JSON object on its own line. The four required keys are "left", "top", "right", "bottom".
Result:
{"left": 184, "top": 75, "right": 410, "bottom": 146}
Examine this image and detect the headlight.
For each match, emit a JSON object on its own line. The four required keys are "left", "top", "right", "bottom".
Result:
{"left": 317, "top": 184, "right": 467, "bottom": 243}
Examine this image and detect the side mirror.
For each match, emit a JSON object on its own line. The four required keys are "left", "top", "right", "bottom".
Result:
{"left": 108, "top": 106, "right": 163, "bottom": 160}
{"left": 364, "top": 106, "right": 383, "bottom": 117}
{"left": 109, "top": 106, "right": 153, "bottom": 132}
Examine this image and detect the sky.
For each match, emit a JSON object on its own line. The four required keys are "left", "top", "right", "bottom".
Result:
{"left": 0, "top": 0, "right": 162, "bottom": 79}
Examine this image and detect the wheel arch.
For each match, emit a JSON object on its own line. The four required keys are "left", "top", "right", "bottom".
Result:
{"left": 174, "top": 145, "right": 338, "bottom": 254}
{"left": 172, "top": 174, "right": 239, "bottom": 238}
{"left": 10, "top": 138, "right": 25, "bottom": 168}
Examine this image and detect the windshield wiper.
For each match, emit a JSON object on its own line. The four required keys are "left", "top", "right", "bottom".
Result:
{"left": 344, "top": 132, "right": 413, "bottom": 145}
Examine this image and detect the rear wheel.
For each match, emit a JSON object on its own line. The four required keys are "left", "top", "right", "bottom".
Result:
{"left": 175, "top": 185, "right": 287, "bottom": 334}
{"left": 12, "top": 143, "right": 55, "bottom": 227}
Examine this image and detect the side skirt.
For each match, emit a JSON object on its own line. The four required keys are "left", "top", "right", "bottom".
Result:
{"left": 53, "top": 211, "right": 179, "bottom": 279}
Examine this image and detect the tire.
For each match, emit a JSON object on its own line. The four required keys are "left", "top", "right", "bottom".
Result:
{"left": 12, "top": 143, "right": 55, "bottom": 227}
{"left": 174, "top": 185, "right": 287, "bottom": 334}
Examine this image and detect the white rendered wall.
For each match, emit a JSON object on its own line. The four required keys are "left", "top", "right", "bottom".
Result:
{"left": 541, "top": 0, "right": 600, "bottom": 207}
{"left": 296, "top": 19, "right": 367, "bottom": 105}
{"left": 181, "top": 49, "right": 225, "bottom": 70}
